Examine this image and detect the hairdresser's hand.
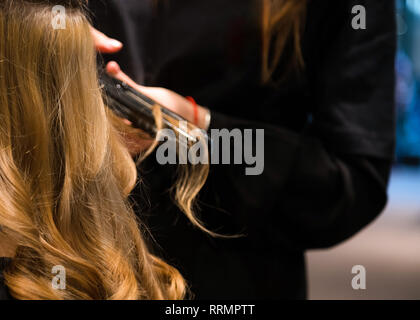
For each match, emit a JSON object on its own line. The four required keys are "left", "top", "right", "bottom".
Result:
{"left": 91, "top": 27, "right": 123, "bottom": 54}
{"left": 106, "top": 61, "right": 210, "bottom": 130}
{"left": 90, "top": 27, "right": 210, "bottom": 128}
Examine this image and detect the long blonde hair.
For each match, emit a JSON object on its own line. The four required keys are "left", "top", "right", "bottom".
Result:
{"left": 0, "top": 0, "right": 205, "bottom": 300}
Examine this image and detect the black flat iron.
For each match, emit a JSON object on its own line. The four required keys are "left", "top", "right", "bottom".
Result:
{"left": 99, "top": 71, "right": 198, "bottom": 143}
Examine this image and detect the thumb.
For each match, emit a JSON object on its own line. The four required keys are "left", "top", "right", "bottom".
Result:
{"left": 91, "top": 27, "right": 123, "bottom": 54}
{"left": 106, "top": 61, "right": 168, "bottom": 108}
{"left": 106, "top": 61, "right": 146, "bottom": 92}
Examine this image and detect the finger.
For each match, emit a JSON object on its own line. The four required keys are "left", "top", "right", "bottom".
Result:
{"left": 122, "top": 119, "right": 133, "bottom": 126}
{"left": 106, "top": 62, "right": 164, "bottom": 106}
{"left": 106, "top": 61, "right": 145, "bottom": 91}
{"left": 91, "top": 27, "right": 123, "bottom": 54}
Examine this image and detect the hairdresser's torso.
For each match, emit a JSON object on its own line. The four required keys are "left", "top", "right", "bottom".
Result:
{"left": 91, "top": 0, "right": 314, "bottom": 299}
{"left": 88, "top": 0, "right": 396, "bottom": 299}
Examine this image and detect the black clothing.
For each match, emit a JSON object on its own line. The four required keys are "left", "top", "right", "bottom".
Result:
{"left": 0, "top": 0, "right": 396, "bottom": 300}
{"left": 88, "top": 0, "right": 396, "bottom": 299}
{"left": 0, "top": 258, "right": 11, "bottom": 300}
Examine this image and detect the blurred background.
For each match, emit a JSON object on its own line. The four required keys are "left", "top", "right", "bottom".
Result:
{"left": 307, "top": 0, "right": 420, "bottom": 300}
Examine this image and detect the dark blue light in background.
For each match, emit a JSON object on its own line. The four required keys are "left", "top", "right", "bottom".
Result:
{"left": 396, "top": 0, "right": 420, "bottom": 165}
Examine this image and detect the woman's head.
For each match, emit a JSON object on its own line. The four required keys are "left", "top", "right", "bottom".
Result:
{"left": 0, "top": 0, "right": 119, "bottom": 185}
{"left": 0, "top": 0, "right": 187, "bottom": 299}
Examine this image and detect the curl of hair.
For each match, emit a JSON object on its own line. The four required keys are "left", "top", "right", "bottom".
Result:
{"left": 0, "top": 0, "right": 202, "bottom": 300}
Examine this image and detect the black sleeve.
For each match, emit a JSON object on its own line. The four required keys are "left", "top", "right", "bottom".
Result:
{"left": 206, "top": 0, "right": 396, "bottom": 250}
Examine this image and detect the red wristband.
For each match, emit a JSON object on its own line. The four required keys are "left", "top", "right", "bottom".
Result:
{"left": 186, "top": 96, "right": 198, "bottom": 126}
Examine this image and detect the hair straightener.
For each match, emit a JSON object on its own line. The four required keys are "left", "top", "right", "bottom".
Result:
{"left": 99, "top": 71, "right": 198, "bottom": 143}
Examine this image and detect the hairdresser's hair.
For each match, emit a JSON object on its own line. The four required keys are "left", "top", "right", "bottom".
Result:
{"left": 154, "top": 0, "right": 307, "bottom": 83}
{"left": 0, "top": 0, "right": 207, "bottom": 299}
{"left": 261, "top": 0, "right": 307, "bottom": 83}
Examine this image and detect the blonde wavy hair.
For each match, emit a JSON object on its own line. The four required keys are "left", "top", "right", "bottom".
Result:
{"left": 0, "top": 0, "right": 208, "bottom": 300}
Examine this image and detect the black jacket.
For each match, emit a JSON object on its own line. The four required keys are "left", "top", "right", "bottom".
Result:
{"left": 88, "top": 0, "right": 396, "bottom": 299}
{"left": 0, "top": 0, "right": 396, "bottom": 300}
